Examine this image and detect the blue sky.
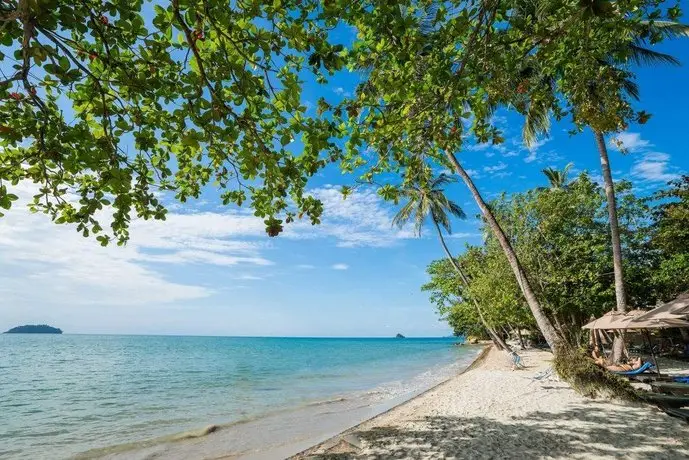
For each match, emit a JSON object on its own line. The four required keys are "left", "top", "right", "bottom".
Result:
{"left": 1, "top": 9, "right": 688, "bottom": 336}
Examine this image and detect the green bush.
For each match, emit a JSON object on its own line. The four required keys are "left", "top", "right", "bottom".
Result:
{"left": 552, "top": 347, "right": 639, "bottom": 400}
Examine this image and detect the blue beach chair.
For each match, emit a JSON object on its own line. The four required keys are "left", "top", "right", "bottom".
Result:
{"left": 611, "top": 362, "right": 655, "bottom": 375}
{"left": 510, "top": 351, "right": 525, "bottom": 370}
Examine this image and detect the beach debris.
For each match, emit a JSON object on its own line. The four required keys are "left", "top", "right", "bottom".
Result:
{"left": 532, "top": 367, "right": 557, "bottom": 382}
{"left": 310, "top": 433, "right": 363, "bottom": 457}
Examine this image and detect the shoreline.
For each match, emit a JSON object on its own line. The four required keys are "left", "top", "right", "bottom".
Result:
{"left": 286, "top": 344, "right": 493, "bottom": 460}
{"left": 85, "top": 344, "right": 485, "bottom": 460}
{"left": 293, "top": 346, "right": 689, "bottom": 459}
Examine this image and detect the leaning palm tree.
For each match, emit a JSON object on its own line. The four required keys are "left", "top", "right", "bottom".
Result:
{"left": 351, "top": 4, "right": 565, "bottom": 353}
{"left": 392, "top": 172, "right": 512, "bottom": 351}
{"left": 542, "top": 163, "right": 574, "bottom": 189}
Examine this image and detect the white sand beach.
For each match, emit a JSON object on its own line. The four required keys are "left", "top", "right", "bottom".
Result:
{"left": 295, "top": 346, "right": 689, "bottom": 459}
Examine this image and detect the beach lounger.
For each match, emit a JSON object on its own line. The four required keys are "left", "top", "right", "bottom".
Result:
{"left": 651, "top": 382, "right": 689, "bottom": 396}
{"left": 510, "top": 352, "right": 525, "bottom": 370}
{"left": 663, "top": 407, "right": 689, "bottom": 424}
{"left": 611, "top": 362, "right": 655, "bottom": 375}
{"left": 627, "top": 373, "right": 674, "bottom": 384}
{"left": 639, "top": 393, "right": 689, "bottom": 409}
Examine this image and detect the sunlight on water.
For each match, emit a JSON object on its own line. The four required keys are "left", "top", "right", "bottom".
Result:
{"left": 0, "top": 335, "right": 475, "bottom": 459}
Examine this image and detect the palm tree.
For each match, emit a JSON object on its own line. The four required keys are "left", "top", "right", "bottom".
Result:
{"left": 594, "top": 20, "right": 688, "bottom": 361}
{"left": 518, "top": 4, "right": 688, "bottom": 359}
{"left": 352, "top": 4, "right": 566, "bottom": 354}
{"left": 542, "top": 163, "right": 574, "bottom": 189}
{"left": 392, "top": 172, "right": 512, "bottom": 351}
{"left": 443, "top": 152, "right": 564, "bottom": 352}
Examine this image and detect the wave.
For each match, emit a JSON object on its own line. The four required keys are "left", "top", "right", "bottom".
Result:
{"left": 70, "top": 345, "right": 482, "bottom": 459}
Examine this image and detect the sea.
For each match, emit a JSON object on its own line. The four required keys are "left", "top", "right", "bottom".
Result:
{"left": 0, "top": 335, "right": 481, "bottom": 459}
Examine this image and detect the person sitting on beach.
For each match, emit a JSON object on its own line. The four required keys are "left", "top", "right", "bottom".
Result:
{"left": 590, "top": 346, "right": 608, "bottom": 367}
{"left": 605, "top": 356, "right": 643, "bottom": 373}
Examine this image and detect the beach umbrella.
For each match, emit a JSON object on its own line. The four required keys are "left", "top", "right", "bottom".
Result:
{"left": 582, "top": 311, "right": 628, "bottom": 330}
{"left": 582, "top": 310, "right": 649, "bottom": 330}
{"left": 635, "top": 292, "right": 689, "bottom": 322}
{"left": 582, "top": 310, "right": 689, "bottom": 372}
{"left": 611, "top": 315, "right": 689, "bottom": 374}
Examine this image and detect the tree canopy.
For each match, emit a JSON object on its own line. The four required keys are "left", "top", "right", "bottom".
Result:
{"left": 2, "top": 1, "right": 681, "bottom": 244}
{"left": 423, "top": 174, "right": 689, "bottom": 343}
{"left": 1, "top": 0, "right": 347, "bottom": 243}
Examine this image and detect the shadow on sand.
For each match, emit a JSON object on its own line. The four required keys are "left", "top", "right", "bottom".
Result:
{"left": 309, "top": 401, "right": 688, "bottom": 459}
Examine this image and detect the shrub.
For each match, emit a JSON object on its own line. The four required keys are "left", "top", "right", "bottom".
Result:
{"left": 552, "top": 347, "right": 638, "bottom": 400}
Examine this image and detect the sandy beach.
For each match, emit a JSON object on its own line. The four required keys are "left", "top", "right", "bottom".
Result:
{"left": 294, "top": 346, "right": 689, "bottom": 459}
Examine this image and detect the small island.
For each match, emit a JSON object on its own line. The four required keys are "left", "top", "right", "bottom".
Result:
{"left": 4, "top": 324, "right": 63, "bottom": 334}
{"left": 395, "top": 333, "right": 405, "bottom": 338}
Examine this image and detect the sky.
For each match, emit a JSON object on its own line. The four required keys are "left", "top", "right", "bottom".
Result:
{"left": 1, "top": 8, "right": 688, "bottom": 336}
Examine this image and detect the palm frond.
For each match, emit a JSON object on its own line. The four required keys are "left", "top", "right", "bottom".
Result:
{"left": 431, "top": 173, "right": 458, "bottom": 188}
{"left": 562, "top": 162, "right": 574, "bottom": 177}
{"left": 523, "top": 100, "right": 551, "bottom": 148}
{"left": 392, "top": 198, "right": 416, "bottom": 230}
{"left": 432, "top": 204, "right": 453, "bottom": 233}
{"left": 542, "top": 163, "right": 572, "bottom": 189}
{"left": 622, "top": 78, "right": 640, "bottom": 100}
{"left": 447, "top": 201, "right": 466, "bottom": 220}
{"left": 415, "top": 199, "right": 428, "bottom": 235}
{"left": 628, "top": 44, "right": 681, "bottom": 66}
{"left": 642, "top": 20, "right": 689, "bottom": 39}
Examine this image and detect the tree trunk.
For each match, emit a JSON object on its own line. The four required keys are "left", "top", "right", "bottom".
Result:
{"left": 433, "top": 220, "right": 512, "bottom": 352}
{"left": 517, "top": 328, "right": 526, "bottom": 350}
{"left": 679, "top": 328, "right": 689, "bottom": 342}
{"left": 445, "top": 151, "right": 564, "bottom": 353}
{"left": 594, "top": 130, "right": 627, "bottom": 362}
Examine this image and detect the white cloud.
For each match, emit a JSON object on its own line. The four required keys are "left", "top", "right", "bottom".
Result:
{"left": 527, "top": 138, "right": 550, "bottom": 151}
{"left": 0, "top": 205, "right": 214, "bottom": 308}
{"left": 630, "top": 152, "right": 679, "bottom": 183}
{"left": 284, "top": 185, "right": 415, "bottom": 247}
{"left": 333, "top": 87, "right": 351, "bottom": 97}
{"left": 296, "top": 264, "right": 315, "bottom": 269}
{"left": 483, "top": 162, "right": 508, "bottom": 173}
{"left": 235, "top": 274, "right": 263, "bottom": 280}
{"left": 332, "top": 263, "right": 349, "bottom": 270}
{"left": 609, "top": 132, "right": 652, "bottom": 152}
{"left": 465, "top": 169, "right": 482, "bottom": 179}
{"left": 0, "top": 181, "right": 423, "bottom": 314}
{"left": 503, "top": 151, "right": 519, "bottom": 157}
{"left": 466, "top": 143, "right": 492, "bottom": 152}
{"left": 524, "top": 150, "right": 538, "bottom": 163}
{"left": 446, "top": 232, "right": 481, "bottom": 239}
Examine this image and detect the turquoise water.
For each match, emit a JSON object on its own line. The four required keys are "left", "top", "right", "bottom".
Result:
{"left": 0, "top": 335, "right": 475, "bottom": 459}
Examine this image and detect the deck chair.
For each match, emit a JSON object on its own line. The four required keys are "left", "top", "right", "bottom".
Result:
{"left": 640, "top": 393, "right": 689, "bottom": 409}
{"left": 510, "top": 351, "right": 525, "bottom": 370}
{"left": 664, "top": 407, "right": 689, "bottom": 424}
{"left": 611, "top": 362, "right": 654, "bottom": 375}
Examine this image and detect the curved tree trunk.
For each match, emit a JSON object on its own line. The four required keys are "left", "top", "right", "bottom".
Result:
{"left": 432, "top": 220, "right": 512, "bottom": 352}
{"left": 445, "top": 151, "right": 564, "bottom": 353}
{"left": 594, "top": 130, "right": 627, "bottom": 362}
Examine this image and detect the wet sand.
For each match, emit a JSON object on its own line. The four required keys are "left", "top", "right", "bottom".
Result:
{"left": 294, "top": 347, "right": 689, "bottom": 459}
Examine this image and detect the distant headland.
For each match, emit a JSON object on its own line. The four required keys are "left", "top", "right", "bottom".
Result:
{"left": 4, "top": 324, "right": 63, "bottom": 334}
{"left": 395, "top": 333, "right": 405, "bottom": 338}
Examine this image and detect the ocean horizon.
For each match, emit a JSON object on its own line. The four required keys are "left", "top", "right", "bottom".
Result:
{"left": 0, "top": 334, "right": 480, "bottom": 459}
